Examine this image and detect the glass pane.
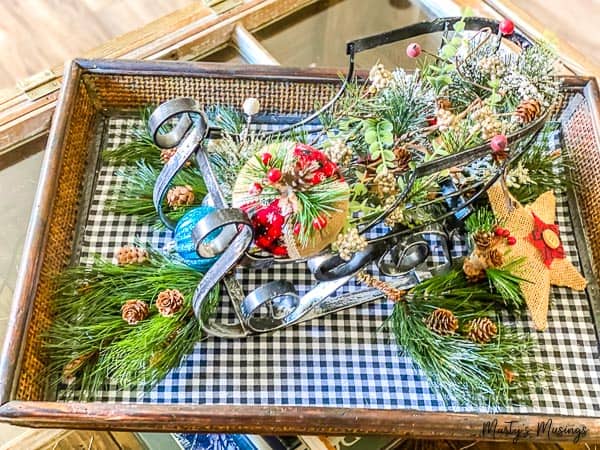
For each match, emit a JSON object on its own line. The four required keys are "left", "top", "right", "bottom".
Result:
{"left": 0, "top": 152, "right": 44, "bottom": 343}
{"left": 255, "top": 0, "right": 441, "bottom": 69}
{"left": 200, "top": 45, "right": 247, "bottom": 64}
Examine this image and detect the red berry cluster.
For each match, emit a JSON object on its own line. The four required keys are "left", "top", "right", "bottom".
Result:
{"left": 495, "top": 226, "right": 516, "bottom": 246}
{"left": 244, "top": 143, "right": 340, "bottom": 256}
{"left": 250, "top": 199, "right": 288, "bottom": 256}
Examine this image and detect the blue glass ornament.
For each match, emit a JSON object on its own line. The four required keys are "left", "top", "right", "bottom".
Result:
{"left": 174, "top": 206, "right": 221, "bottom": 272}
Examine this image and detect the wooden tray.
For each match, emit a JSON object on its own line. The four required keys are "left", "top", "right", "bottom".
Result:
{"left": 1, "top": 59, "right": 600, "bottom": 440}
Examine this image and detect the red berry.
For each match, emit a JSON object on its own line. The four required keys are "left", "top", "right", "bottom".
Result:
{"left": 254, "top": 208, "right": 270, "bottom": 225}
{"left": 322, "top": 161, "right": 337, "bottom": 177}
{"left": 427, "top": 116, "right": 438, "bottom": 126}
{"left": 501, "top": 229, "right": 511, "bottom": 238}
{"left": 293, "top": 222, "right": 301, "bottom": 235}
{"left": 266, "top": 224, "right": 283, "bottom": 239}
{"left": 494, "top": 227, "right": 505, "bottom": 237}
{"left": 507, "top": 236, "right": 517, "bottom": 246}
{"left": 499, "top": 19, "right": 515, "bottom": 35}
{"left": 406, "top": 43, "right": 422, "bottom": 58}
{"left": 267, "top": 210, "right": 285, "bottom": 228}
{"left": 311, "top": 150, "right": 326, "bottom": 162}
{"left": 312, "top": 171, "right": 325, "bottom": 185}
{"left": 490, "top": 134, "right": 508, "bottom": 153}
{"left": 248, "top": 182, "right": 263, "bottom": 195}
{"left": 267, "top": 168, "right": 282, "bottom": 183}
{"left": 261, "top": 152, "right": 272, "bottom": 165}
{"left": 272, "top": 245, "right": 288, "bottom": 257}
{"left": 312, "top": 216, "right": 327, "bottom": 230}
{"left": 255, "top": 235, "right": 274, "bottom": 250}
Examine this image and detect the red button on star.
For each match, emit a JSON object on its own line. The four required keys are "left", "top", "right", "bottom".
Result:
{"left": 528, "top": 212, "right": 565, "bottom": 268}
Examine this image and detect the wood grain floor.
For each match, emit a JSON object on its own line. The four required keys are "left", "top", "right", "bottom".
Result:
{"left": 0, "top": 0, "right": 192, "bottom": 90}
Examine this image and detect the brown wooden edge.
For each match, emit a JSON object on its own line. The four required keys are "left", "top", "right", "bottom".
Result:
{"left": 1, "top": 401, "right": 599, "bottom": 442}
{"left": 1, "top": 59, "right": 599, "bottom": 440}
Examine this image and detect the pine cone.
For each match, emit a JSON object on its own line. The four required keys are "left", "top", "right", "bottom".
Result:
{"left": 121, "top": 299, "right": 149, "bottom": 325}
{"left": 282, "top": 160, "right": 319, "bottom": 191}
{"left": 62, "top": 350, "right": 97, "bottom": 383}
{"left": 160, "top": 148, "right": 191, "bottom": 167}
{"left": 437, "top": 98, "right": 452, "bottom": 111}
{"left": 394, "top": 146, "right": 412, "bottom": 172}
{"left": 463, "top": 258, "right": 486, "bottom": 283}
{"left": 515, "top": 99, "right": 541, "bottom": 124}
{"left": 466, "top": 317, "right": 498, "bottom": 344}
{"left": 116, "top": 245, "right": 148, "bottom": 265}
{"left": 473, "top": 231, "right": 493, "bottom": 250}
{"left": 156, "top": 289, "right": 185, "bottom": 317}
{"left": 425, "top": 308, "right": 459, "bottom": 336}
{"left": 167, "top": 185, "right": 195, "bottom": 209}
{"left": 485, "top": 247, "right": 504, "bottom": 268}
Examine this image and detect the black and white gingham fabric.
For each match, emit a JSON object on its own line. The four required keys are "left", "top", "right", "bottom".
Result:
{"left": 67, "top": 112, "right": 600, "bottom": 417}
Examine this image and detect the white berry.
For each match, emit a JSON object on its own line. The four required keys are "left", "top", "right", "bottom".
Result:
{"left": 243, "top": 97, "right": 260, "bottom": 116}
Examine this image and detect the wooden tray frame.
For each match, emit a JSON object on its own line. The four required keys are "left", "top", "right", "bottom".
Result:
{"left": 1, "top": 59, "right": 600, "bottom": 441}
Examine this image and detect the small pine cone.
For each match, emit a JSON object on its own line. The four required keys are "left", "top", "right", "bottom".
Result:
{"left": 393, "top": 146, "right": 412, "bottom": 172}
{"left": 62, "top": 350, "right": 97, "bottom": 383}
{"left": 437, "top": 98, "right": 452, "bottom": 111}
{"left": 160, "top": 148, "right": 191, "bottom": 167}
{"left": 473, "top": 231, "right": 493, "bottom": 250}
{"left": 121, "top": 299, "right": 149, "bottom": 325}
{"left": 466, "top": 317, "right": 498, "bottom": 344}
{"left": 514, "top": 98, "right": 542, "bottom": 124}
{"left": 116, "top": 245, "right": 148, "bottom": 265}
{"left": 282, "top": 160, "right": 319, "bottom": 191}
{"left": 425, "top": 308, "right": 459, "bottom": 336}
{"left": 167, "top": 185, "right": 195, "bottom": 209}
{"left": 156, "top": 289, "right": 185, "bottom": 317}
{"left": 463, "top": 258, "right": 486, "bottom": 283}
{"left": 485, "top": 247, "right": 504, "bottom": 268}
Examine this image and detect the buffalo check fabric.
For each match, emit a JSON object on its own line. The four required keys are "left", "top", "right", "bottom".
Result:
{"left": 61, "top": 113, "right": 600, "bottom": 417}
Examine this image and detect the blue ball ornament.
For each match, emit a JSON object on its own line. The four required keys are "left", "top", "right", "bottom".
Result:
{"left": 174, "top": 206, "right": 221, "bottom": 272}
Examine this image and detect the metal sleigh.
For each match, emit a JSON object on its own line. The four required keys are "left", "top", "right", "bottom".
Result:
{"left": 148, "top": 17, "right": 548, "bottom": 338}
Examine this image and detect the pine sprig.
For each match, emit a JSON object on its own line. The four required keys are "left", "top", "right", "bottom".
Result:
{"left": 106, "top": 161, "right": 206, "bottom": 227}
{"left": 465, "top": 207, "right": 497, "bottom": 234}
{"left": 389, "top": 267, "right": 544, "bottom": 407}
{"left": 485, "top": 257, "right": 528, "bottom": 310}
{"left": 45, "top": 247, "right": 220, "bottom": 399}
{"left": 206, "top": 105, "right": 246, "bottom": 135}
{"left": 102, "top": 106, "right": 163, "bottom": 166}
{"left": 508, "top": 122, "right": 570, "bottom": 204}
{"left": 294, "top": 179, "right": 350, "bottom": 246}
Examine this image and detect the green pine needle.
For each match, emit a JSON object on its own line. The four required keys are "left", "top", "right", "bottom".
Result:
{"left": 486, "top": 257, "right": 528, "bottom": 310}
{"left": 45, "top": 247, "right": 220, "bottom": 399}
{"left": 465, "top": 207, "right": 497, "bottom": 234}
{"left": 106, "top": 161, "right": 206, "bottom": 227}
{"left": 389, "top": 266, "right": 545, "bottom": 407}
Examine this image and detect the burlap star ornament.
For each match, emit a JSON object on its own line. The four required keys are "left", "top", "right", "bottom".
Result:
{"left": 487, "top": 182, "right": 586, "bottom": 331}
